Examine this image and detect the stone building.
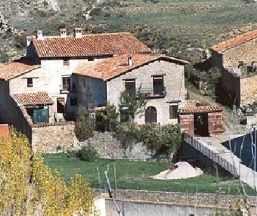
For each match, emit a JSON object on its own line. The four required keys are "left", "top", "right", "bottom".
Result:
{"left": 210, "top": 29, "right": 257, "bottom": 107}
{"left": 74, "top": 54, "right": 189, "bottom": 125}
{"left": 0, "top": 29, "right": 152, "bottom": 147}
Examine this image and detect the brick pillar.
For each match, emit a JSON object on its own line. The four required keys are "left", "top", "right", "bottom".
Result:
{"left": 208, "top": 112, "right": 224, "bottom": 135}
{"left": 0, "top": 124, "right": 9, "bottom": 136}
{"left": 178, "top": 114, "right": 194, "bottom": 136}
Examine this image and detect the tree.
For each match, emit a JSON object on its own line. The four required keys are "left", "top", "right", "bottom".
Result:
{"left": 0, "top": 129, "right": 97, "bottom": 215}
{"left": 119, "top": 89, "right": 147, "bottom": 122}
{"left": 75, "top": 109, "right": 94, "bottom": 141}
{"left": 98, "top": 103, "right": 119, "bottom": 132}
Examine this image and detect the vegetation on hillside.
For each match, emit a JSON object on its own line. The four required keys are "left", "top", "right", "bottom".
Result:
{"left": 0, "top": 130, "right": 97, "bottom": 216}
{"left": 2, "top": 0, "right": 257, "bottom": 61}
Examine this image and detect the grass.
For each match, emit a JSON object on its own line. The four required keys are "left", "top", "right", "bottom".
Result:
{"left": 43, "top": 153, "right": 256, "bottom": 195}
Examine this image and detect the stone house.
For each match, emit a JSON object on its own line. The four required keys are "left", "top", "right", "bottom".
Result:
{"left": 0, "top": 29, "right": 152, "bottom": 147}
{"left": 210, "top": 29, "right": 257, "bottom": 107}
{"left": 73, "top": 54, "right": 189, "bottom": 125}
{"left": 24, "top": 29, "right": 151, "bottom": 119}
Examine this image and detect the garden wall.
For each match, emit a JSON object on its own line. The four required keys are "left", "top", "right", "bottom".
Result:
{"left": 31, "top": 122, "right": 79, "bottom": 153}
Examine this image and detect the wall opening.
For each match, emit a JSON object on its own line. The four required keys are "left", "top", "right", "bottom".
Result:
{"left": 145, "top": 106, "right": 157, "bottom": 123}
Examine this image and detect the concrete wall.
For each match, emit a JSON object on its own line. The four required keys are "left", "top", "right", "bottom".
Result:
{"left": 107, "top": 60, "right": 186, "bottom": 125}
{"left": 31, "top": 122, "right": 79, "bottom": 153}
{"left": 106, "top": 200, "right": 212, "bottom": 216}
{"left": 94, "top": 189, "right": 256, "bottom": 216}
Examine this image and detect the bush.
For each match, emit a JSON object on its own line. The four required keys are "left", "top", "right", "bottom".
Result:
{"left": 77, "top": 145, "right": 99, "bottom": 162}
{"left": 114, "top": 123, "right": 182, "bottom": 155}
{"left": 75, "top": 110, "right": 94, "bottom": 142}
{"left": 138, "top": 124, "right": 182, "bottom": 154}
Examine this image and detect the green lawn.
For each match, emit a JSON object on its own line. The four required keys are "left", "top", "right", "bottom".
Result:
{"left": 43, "top": 153, "right": 256, "bottom": 195}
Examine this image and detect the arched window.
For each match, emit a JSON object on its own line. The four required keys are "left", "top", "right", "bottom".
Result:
{"left": 145, "top": 106, "right": 157, "bottom": 123}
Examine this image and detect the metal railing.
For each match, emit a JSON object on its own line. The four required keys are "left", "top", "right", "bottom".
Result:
{"left": 184, "top": 133, "right": 238, "bottom": 177}
{"left": 139, "top": 87, "right": 166, "bottom": 98}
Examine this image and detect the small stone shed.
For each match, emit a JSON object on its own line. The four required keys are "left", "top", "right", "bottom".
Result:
{"left": 178, "top": 106, "right": 224, "bottom": 136}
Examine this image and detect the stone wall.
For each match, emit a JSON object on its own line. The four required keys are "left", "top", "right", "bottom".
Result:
{"left": 220, "top": 70, "right": 240, "bottom": 107}
{"left": 222, "top": 38, "right": 257, "bottom": 68}
{"left": 178, "top": 114, "right": 194, "bottom": 135}
{"left": 94, "top": 189, "right": 256, "bottom": 215}
{"left": 240, "top": 73, "right": 257, "bottom": 107}
{"left": 31, "top": 122, "right": 79, "bottom": 153}
{"left": 208, "top": 112, "right": 224, "bottom": 134}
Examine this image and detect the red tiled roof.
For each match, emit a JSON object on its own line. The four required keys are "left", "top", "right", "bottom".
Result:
{"left": 0, "top": 58, "right": 40, "bottom": 81}
{"left": 210, "top": 29, "right": 257, "bottom": 52}
{"left": 74, "top": 54, "right": 189, "bottom": 81}
{"left": 178, "top": 106, "right": 222, "bottom": 114}
{"left": 11, "top": 92, "right": 53, "bottom": 106}
{"left": 32, "top": 32, "right": 152, "bottom": 58}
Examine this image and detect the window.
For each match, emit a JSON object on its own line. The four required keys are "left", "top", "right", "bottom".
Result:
{"left": 63, "top": 59, "right": 69, "bottom": 66}
{"left": 70, "top": 97, "right": 78, "bottom": 106}
{"left": 153, "top": 76, "right": 164, "bottom": 95}
{"left": 62, "top": 76, "right": 70, "bottom": 91}
{"left": 125, "top": 79, "right": 136, "bottom": 95}
{"left": 169, "top": 104, "right": 178, "bottom": 119}
{"left": 27, "top": 78, "right": 33, "bottom": 87}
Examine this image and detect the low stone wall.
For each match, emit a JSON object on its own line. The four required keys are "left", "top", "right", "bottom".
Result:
{"left": 31, "top": 122, "right": 79, "bottom": 153}
{"left": 94, "top": 189, "right": 256, "bottom": 215}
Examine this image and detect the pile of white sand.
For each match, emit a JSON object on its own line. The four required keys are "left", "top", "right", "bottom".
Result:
{"left": 152, "top": 162, "right": 203, "bottom": 180}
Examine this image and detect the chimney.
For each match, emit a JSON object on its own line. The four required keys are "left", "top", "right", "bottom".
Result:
{"left": 74, "top": 28, "right": 82, "bottom": 38}
{"left": 37, "top": 30, "right": 44, "bottom": 40}
{"left": 26, "top": 36, "right": 32, "bottom": 47}
{"left": 128, "top": 56, "right": 133, "bottom": 66}
{"left": 60, "top": 28, "right": 67, "bottom": 38}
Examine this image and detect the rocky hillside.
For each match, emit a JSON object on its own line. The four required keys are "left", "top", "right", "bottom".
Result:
{"left": 1, "top": 0, "right": 257, "bottom": 62}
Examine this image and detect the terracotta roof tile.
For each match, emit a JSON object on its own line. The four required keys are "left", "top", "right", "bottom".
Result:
{"left": 178, "top": 106, "right": 222, "bottom": 114}
{"left": 74, "top": 54, "right": 189, "bottom": 81}
{"left": 0, "top": 58, "right": 40, "bottom": 80}
{"left": 210, "top": 29, "right": 257, "bottom": 52}
{"left": 11, "top": 92, "right": 53, "bottom": 106}
{"left": 32, "top": 32, "right": 151, "bottom": 58}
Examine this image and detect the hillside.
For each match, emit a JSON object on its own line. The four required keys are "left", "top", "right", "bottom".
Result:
{"left": 1, "top": 0, "right": 257, "bottom": 61}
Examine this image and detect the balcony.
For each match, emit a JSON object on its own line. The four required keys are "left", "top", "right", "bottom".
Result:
{"left": 139, "top": 86, "right": 166, "bottom": 98}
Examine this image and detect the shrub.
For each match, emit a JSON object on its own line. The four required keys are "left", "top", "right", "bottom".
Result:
{"left": 138, "top": 124, "right": 182, "bottom": 154}
{"left": 77, "top": 145, "right": 99, "bottom": 162}
{"left": 114, "top": 123, "right": 182, "bottom": 155}
{"left": 75, "top": 110, "right": 94, "bottom": 142}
